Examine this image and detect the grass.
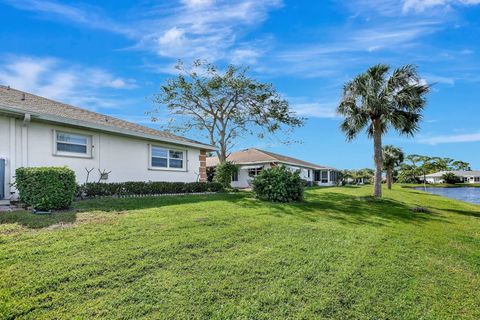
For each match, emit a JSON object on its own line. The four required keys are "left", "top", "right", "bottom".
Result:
{"left": 0, "top": 186, "right": 479, "bottom": 319}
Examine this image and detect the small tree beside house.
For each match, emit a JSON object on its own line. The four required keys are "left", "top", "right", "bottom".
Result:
{"left": 151, "top": 60, "right": 304, "bottom": 164}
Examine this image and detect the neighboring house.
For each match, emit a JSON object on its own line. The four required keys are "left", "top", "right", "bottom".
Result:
{"left": 0, "top": 86, "right": 215, "bottom": 200}
{"left": 420, "top": 170, "right": 480, "bottom": 184}
{"left": 206, "top": 148, "right": 338, "bottom": 188}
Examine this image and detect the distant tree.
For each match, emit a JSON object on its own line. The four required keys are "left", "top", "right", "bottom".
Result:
{"left": 429, "top": 157, "right": 452, "bottom": 172}
{"left": 151, "top": 60, "right": 304, "bottom": 163}
{"left": 451, "top": 160, "right": 471, "bottom": 171}
{"left": 337, "top": 64, "right": 429, "bottom": 197}
{"left": 355, "top": 168, "right": 375, "bottom": 184}
{"left": 382, "top": 145, "right": 404, "bottom": 189}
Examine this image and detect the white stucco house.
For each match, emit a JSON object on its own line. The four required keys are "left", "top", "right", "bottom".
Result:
{"left": 0, "top": 86, "right": 215, "bottom": 201}
{"left": 420, "top": 170, "right": 480, "bottom": 184}
{"left": 207, "top": 148, "right": 338, "bottom": 188}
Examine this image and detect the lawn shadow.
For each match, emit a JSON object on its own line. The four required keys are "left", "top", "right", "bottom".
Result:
{"left": 430, "top": 207, "right": 480, "bottom": 219}
{"left": 261, "top": 192, "right": 448, "bottom": 226}
{"left": 0, "top": 210, "right": 77, "bottom": 229}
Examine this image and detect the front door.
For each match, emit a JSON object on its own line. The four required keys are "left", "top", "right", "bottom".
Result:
{"left": 0, "top": 159, "right": 5, "bottom": 199}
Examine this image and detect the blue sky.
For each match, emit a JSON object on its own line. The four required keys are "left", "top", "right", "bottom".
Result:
{"left": 1, "top": 0, "right": 479, "bottom": 169}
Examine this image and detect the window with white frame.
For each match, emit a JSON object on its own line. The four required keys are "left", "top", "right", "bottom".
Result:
{"left": 151, "top": 146, "right": 185, "bottom": 169}
{"left": 248, "top": 167, "right": 263, "bottom": 177}
{"left": 321, "top": 170, "right": 329, "bottom": 183}
{"left": 55, "top": 131, "right": 91, "bottom": 156}
{"left": 231, "top": 171, "right": 239, "bottom": 182}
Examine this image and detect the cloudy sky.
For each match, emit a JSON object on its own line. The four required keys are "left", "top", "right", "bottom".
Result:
{"left": 1, "top": 0, "right": 479, "bottom": 169}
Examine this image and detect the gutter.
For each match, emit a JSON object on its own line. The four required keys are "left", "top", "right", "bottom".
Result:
{"left": 0, "top": 104, "right": 216, "bottom": 151}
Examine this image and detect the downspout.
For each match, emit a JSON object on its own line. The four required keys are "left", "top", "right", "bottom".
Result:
{"left": 21, "top": 114, "right": 31, "bottom": 168}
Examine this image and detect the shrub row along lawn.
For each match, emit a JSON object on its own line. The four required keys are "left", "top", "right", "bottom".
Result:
{"left": 0, "top": 186, "right": 479, "bottom": 319}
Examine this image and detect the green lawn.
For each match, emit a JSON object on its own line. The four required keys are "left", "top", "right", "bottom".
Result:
{"left": 1, "top": 186, "right": 479, "bottom": 319}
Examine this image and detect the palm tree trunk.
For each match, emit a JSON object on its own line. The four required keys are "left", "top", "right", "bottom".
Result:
{"left": 387, "top": 167, "right": 392, "bottom": 190}
{"left": 373, "top": 119, "right": 383, "bottom": 197}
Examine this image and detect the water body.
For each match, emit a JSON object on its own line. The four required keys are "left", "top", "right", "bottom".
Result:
{"left": 414, "top": 187, "right": 480, "bottom": 205}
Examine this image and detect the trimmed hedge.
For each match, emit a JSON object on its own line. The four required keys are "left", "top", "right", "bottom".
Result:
{"left": 252, "top": 165, "right": 304, "bottom": 202}
{"left": 78, "top": 181, "right": 223, "bottom": 198}
{"left": 15, "top": 167, "right": 77, "bottom": 211}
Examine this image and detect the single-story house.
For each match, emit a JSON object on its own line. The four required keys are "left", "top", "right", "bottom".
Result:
{"left": 207, "top": 148, "right": 338, "bottom": 188}
{"left": 0, "top": 85, "right": 216, "bottom": 200}
{"left": 420, "top": 170, "right": 480, "bottom": 184}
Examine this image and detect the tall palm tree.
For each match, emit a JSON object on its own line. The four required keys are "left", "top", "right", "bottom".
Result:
{"left": 382, "top": 145, "right": 404, "bottom": 190}
{"left": 337, "top": 64, "right": 429, "bottom": 197}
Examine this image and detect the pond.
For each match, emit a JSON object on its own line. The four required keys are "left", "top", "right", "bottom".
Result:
{"left": 414, "top": 187, "right": 480, "bottom": 205}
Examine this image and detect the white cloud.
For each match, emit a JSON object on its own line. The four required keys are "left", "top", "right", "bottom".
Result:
{"left": 346, "top": 0, "right": 480, "bottom": 15}
{"left": 418, "top": 132, "right": 480, "bottom": 144}
{"left": 424, "top": 74, "right": 455, "bottom": 85}
{"left": 4, "top": 0, "right": 134, "bottom": 36}
{"left": 267, "top": 21, "right": 439, "bottom": 78}
{"left": 138, "top": 0, "right": 283, "bottom": 61}
{"left": 5, "top": 0, "right": 282, "bottom": 65}
{"left": 291, "top": 102, "right": 338, "bottom": 119}
{"left": 181, "top": 0, "right": 214, "bottom": 7}
{"left": 0, "top": 56, "right": 137, "bottom": 109}
{"left": 402, "top": 0, "right": 480, "bottom": 13}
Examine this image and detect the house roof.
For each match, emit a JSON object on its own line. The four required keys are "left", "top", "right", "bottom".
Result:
{"left": 0, "top": 85, "right": 215, "bottom": 150}
{"left": 206, "top": 148, "right": 336, "bottom": 170}
{"left": 425, "top": 170, "right": 480, "bottom": 177}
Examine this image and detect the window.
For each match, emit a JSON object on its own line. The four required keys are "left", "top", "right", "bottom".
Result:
{"left": 151, "top": 146, "right": 185, "bottom": 169}
{"left": 307, "top": 170, "right": 311, "bottom": 178}
{"left": 475, "top": 177, "right": 480, "bottom": 182}
{"left": 330, "top": 171, "right": 337, "bottom": 182}
{"left": 321, "top": 170, "right": 329, "bottom": 183}
{"left": 248, "top": 167, "right": 262, "bottom": 177}
{"left": 55, "top": 131, "right": 91, "bottom": 156}
{"left": 231, "top": 171, "right": 238, "bottom": 182}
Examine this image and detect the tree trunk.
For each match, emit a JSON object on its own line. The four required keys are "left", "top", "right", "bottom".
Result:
{"left": 387, "top": 167, "right": 392, "bottom": 190}
{"left": 372, "top": 119, "right": 383, "bottom": 197}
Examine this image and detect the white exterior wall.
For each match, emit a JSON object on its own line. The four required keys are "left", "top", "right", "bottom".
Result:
{"left": 0, "top": 115, "right": 202, "bottom": 199}
{"left": 229, "top": 162, "right": 335, "bottom": 189}
{"left": 425, "top": 176, "right": 480, "bottom": 184}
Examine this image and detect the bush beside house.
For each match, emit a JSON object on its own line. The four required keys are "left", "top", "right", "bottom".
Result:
{"left": 213, "top": 161, "right": 239, "bottom": 189}
{"left": 15, "top": 167, "right": 77, "bottom": 211}
{"left": 252, "top": 166, "right": 304, "bottom": 202}
{"left": 441, "top": 172, "right": 462, "bottom": 184}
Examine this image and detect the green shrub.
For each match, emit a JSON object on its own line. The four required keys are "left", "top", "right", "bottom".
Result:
{"left": 15, "top": 167, "right": 77, "bottom": 211}
{"left": 252, "top": 165, "right": 304, "bottom": 202}
{"left": 213, "top": 161, "right": 239, "bottom": 188}
{"left": 79, "top": 181, "right": 223, "bottom": 198}
{"left": 441, "top": 172, "right": 461, "bottom": 184}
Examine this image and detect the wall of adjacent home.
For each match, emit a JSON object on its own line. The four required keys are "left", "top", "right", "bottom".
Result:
{"left": 0, "top": 115, "right": 203, "bottom": 199}
{"left": 231, "top": 163, "right": 318, "bottom": 189}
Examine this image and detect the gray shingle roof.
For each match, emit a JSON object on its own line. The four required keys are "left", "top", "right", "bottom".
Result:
{"left": 0, "top": 85, "right": 215, "bottom": 149}
{"left": 207, "top": 148, "right": 336, "bottom": 170}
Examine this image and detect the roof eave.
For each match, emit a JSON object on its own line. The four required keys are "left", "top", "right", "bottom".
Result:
{"left": 206, "top": 159, "right": 336, "bottom": 170}
{"left": 0, "top": 104, "right": 216, "bottom": 151}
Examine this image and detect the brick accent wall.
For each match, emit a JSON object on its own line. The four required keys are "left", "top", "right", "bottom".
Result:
{"left": 199, "top": 150, "right": 207, "bottom": 182}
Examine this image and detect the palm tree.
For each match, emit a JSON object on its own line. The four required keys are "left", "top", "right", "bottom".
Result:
{"left": 382, "top": 145, "right": 404, "bottom": 190}
{"left": 337, "top": 64, "right": 429, "bottom": 197}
